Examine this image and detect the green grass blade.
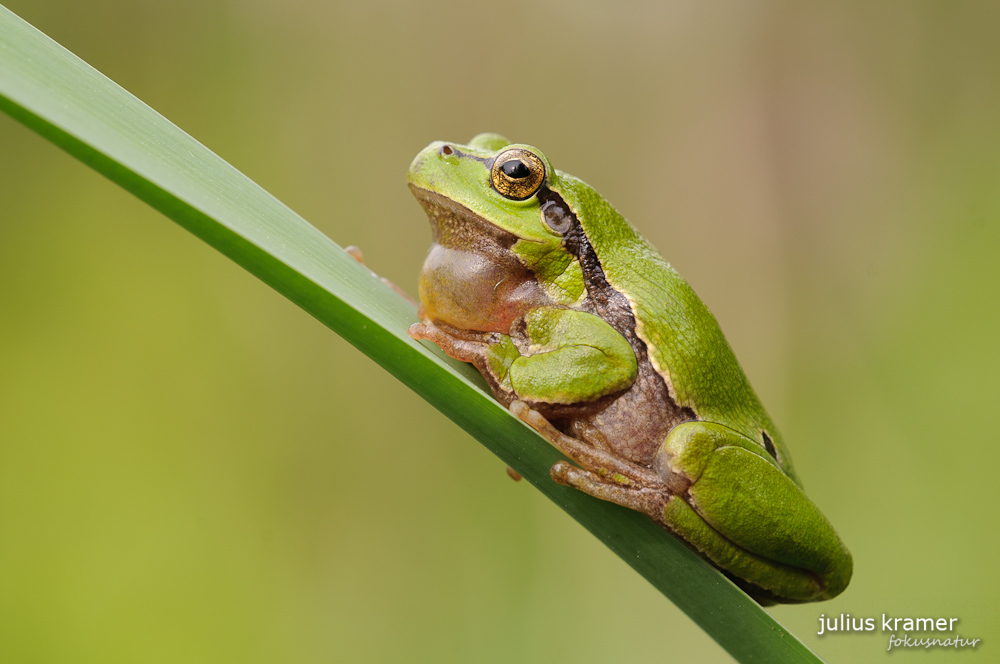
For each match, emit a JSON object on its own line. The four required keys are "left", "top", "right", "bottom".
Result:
{"left": 0, "top": 6, "right": 822, "bottom": 662}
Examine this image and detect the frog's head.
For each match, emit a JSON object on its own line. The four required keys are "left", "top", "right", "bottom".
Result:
{"left": 408, "top": 133, "right": 567, "bottom": 245}
{"left": 409, "top": 134, "right": 586, "bottom": 332}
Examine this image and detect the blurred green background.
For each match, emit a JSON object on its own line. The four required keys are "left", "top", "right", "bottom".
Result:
{"left": 1, "top": 1, "right": 997, "bottom": 662}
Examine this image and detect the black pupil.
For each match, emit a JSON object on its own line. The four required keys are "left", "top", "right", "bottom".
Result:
{"left": 502, "top": 159, "right": 531, "bottom": 179}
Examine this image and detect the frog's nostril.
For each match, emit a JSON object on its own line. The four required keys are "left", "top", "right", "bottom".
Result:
{"left": 439, "top": 144, "right": 453, "bottom": 156}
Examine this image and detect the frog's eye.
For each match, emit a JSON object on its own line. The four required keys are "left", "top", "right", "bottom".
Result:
{"left": 491, "top": 148, "right": 546, "bottom": 201}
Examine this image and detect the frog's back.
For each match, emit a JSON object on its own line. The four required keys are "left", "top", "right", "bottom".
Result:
{"left": 554, "top": 173, "right": 779, "bottom": 447}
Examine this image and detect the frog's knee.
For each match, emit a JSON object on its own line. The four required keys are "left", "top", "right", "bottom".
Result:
{"left": 652, "top": 421, "right": 764, "bottom": 494}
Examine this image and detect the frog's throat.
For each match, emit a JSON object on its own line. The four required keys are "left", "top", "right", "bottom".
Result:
{"left": 411, "top": 186, "right": 557, "bottom": 333}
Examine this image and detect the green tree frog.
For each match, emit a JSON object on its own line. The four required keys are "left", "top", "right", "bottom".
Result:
{"left": 407, "top": 134, "right": 852, "bottom": 603}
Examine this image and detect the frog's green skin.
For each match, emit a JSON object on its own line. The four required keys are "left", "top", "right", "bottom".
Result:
{"left": 407, "top": 133, "right": 852, "bottom": 603}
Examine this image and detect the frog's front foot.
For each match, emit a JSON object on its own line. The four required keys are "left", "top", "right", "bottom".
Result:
{"left": 344, "top": 245, "right": 365, "bottom": 264}
{"left": 408, "top": 322, "right": 492, "bottom": 365}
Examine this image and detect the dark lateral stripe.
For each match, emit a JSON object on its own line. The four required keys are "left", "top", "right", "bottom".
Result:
{"left": 543, "top": 186, "right": 698, "bottom": 425}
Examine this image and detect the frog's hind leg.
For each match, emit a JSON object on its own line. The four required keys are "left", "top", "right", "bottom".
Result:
{"left": 550, "top": 461, "right": 667, "bottom": 521}
{"left": 509, "top": 400, "right": 659, "bottom": 488}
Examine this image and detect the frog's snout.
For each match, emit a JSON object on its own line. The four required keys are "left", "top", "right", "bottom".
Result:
{"left": 408, "top": 141, "right": 447, "bottom": 184}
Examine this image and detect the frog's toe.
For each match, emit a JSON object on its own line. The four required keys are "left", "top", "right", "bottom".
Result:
{"left": 509, "top": 400, "right": 548, "bottom": 431}
{"left": 344, "top": 245, "right": 364, "bottom": 263}
{"left": 551, "top": 462, "right": 667, "bottom": 519}
{"left": 407, "top": 321, "right": 433, "bottom": 341}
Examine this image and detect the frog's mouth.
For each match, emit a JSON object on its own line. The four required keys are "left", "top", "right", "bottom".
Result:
{"left": 409, "top": 185, "right": 554, "bottom": 333}
{"left": 408, "top": 185, "right": 518, "bottom": 251}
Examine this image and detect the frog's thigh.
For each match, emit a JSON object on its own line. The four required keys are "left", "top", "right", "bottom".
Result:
{"left": 662, "top": 495, "right": 824, "bottom": 602}
{"left": 658, "top": 421, "right": 851, "bottom": 601}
